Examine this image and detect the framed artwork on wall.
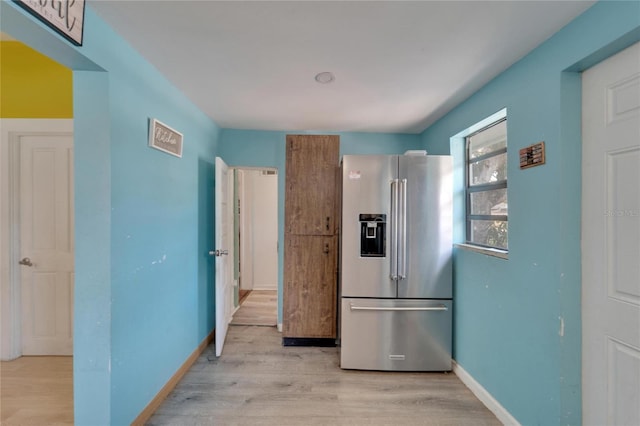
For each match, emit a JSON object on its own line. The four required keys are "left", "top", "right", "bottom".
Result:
{"left": 14, "top": 0, "right": 85, "bottom": 46}
{"left": 148, "top": 118, "right": 183, "bottom": 158}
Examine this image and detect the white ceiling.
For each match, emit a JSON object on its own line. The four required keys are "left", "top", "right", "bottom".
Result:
{"left": 90, "top": 1, "right": 595, "bottom": 134}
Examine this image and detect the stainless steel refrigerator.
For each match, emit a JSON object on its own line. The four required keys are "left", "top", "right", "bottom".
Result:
{"left": 339, "top": 154, "right": 453, "bottom": 371}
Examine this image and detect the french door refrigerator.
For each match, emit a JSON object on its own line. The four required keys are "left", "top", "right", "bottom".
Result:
{"left": 339, "top": 154, "right": 453, "bottom": 371}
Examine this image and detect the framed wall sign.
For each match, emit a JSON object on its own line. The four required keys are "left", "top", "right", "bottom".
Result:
{"left": 519, "top": 141, "right": 545, "bottom": 169}
{"left": 149, "top": 119, "right": 183, "bottom": 158}
{"left": 14, "top": 0, "right": 86, "bottom": 46}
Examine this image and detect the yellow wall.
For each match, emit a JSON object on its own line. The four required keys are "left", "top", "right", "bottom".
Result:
{"left": 0, "top": 41, "right": 73, "bottom": 118}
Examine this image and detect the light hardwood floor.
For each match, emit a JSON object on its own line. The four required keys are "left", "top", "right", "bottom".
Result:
{"left": 147, "top": 326, "right": 501, "bottom": 425}
{"left": 230, "top": 290, "right": 277, "bottom": 327}
{"left": 0, "top": 356, "right": 73, "bottom": 426}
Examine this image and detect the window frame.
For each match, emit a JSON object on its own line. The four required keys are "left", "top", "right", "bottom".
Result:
{"left": 464, "top": 118, "right": 508, "bottom": 251}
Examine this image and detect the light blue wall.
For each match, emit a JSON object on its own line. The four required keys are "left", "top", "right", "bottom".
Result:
{"left": 219, "top": 130, "right": 421, "bottom": 323}
{"left": 420, "top": 2, "right": 640, "bottom": 425}
{"left": 1, "top": 2, "right": 221, "bottom": 424}
{"left": 73, "top": 70, "right": 112, "bottom": 422}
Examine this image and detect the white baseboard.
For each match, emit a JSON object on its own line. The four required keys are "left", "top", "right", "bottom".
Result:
{"left": 453, "top": 361, "right": 520, "bottom": 426}
{"left": 252, "top": 286, "right": 277, "bottom": 291}
{"left": 277, "top": 323, "right": 282, "bottom": 332}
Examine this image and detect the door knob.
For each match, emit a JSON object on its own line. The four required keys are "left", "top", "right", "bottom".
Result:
{"left": 209, "top": 250, "right": 229, "bottom": 257}
{"left": 19, "top": 257, "right": 33, "bottom": 267}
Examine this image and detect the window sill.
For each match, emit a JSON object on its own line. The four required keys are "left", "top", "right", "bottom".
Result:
{"left": 455, "top": 243, "right": 508, "bottom": 260}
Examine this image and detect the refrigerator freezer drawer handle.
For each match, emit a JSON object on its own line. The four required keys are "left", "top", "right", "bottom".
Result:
{"left": 349, "top": 304, "right": 448, "bottom": 312}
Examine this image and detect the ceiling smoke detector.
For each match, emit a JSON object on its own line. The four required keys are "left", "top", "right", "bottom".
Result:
{"left": 315, "top": 72, "right": 335, "bottom": 84}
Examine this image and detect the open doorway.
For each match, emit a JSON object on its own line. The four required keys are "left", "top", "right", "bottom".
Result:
{"left": 230, "top": 167, "right": 278, "bottom": 327}
{"left": 0, "top": 35, "right": 74, "bottom": 425}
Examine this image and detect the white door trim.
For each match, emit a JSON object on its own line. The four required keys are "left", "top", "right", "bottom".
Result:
{"left": 0, "top": 118, "right": 74, "bottom": 360}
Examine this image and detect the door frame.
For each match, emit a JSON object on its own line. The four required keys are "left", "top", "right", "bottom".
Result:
{"left": 0, "top": 118, "right": 74, "bottom": 360}
{"left": 235, "top": 166, "right": 279, "bottom": 295}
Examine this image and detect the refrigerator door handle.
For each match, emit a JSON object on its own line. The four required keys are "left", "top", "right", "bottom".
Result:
{"left": 398, "top": 178, "right": 407, "bottom": 280}
{"left": 350, "top": 304, "right": 448, "bottom": 312}
{"left": 390, "top": 179, "right": 399, "bottom": 280}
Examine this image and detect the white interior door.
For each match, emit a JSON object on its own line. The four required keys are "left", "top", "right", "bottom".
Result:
{"left": 582, "top": 41, "right": 640, "bottom": 426}
{"left": 215, "top": 157, "right": 234, "bottom": 357}
{"left": 20, "top": 134, "right": 74, "bottom": 355}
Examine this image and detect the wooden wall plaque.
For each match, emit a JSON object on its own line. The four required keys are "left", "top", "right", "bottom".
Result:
{"left": 519, "top": 141, "right": 545, "bottom": 169}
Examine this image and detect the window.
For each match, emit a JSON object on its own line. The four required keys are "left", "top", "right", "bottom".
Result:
{"left": 465, "top": 118, "right": 508, "bottom": 250}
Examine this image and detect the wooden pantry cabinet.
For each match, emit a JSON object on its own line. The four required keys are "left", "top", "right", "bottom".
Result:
{"left": 283, "top": 135, "right": 340, "bottom": 344}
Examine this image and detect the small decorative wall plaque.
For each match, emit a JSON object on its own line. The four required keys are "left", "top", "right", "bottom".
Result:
{"left": 15, "top": 0, "right": 86, "bottom": 46}
{"left": 149, "top": 119, "right": 183, "bottom": 158}
{"left": 519, "top": 141, "right": 545, "bottom": 169}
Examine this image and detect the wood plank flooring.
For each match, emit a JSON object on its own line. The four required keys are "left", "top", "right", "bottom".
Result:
{"left": 0, "top": 356, "right": 73, "bottom": 426}
{"left": 147, "top": 326, "right": 501, "bottom": 425}
{"left": 230, "top": 290, "right": 277, "bottom": 327}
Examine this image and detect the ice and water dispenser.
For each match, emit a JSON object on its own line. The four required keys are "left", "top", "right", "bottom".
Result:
{"left": 359, "top": 214, "right": 386, "bottom": 257}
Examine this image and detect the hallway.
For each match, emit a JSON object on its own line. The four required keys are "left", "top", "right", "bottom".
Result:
{"left": 230, "top": 290, "right": 277, "bottom": 327}
{"left": 147, "top": 326, "right": 501, "bottom": 425}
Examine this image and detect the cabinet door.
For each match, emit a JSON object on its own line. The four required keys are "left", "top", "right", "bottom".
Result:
{"left": 285, "top": 135, "right": 339, "bottom": 235}
{"left": 283, "top": 235, "right": 337, "bottom": 338}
